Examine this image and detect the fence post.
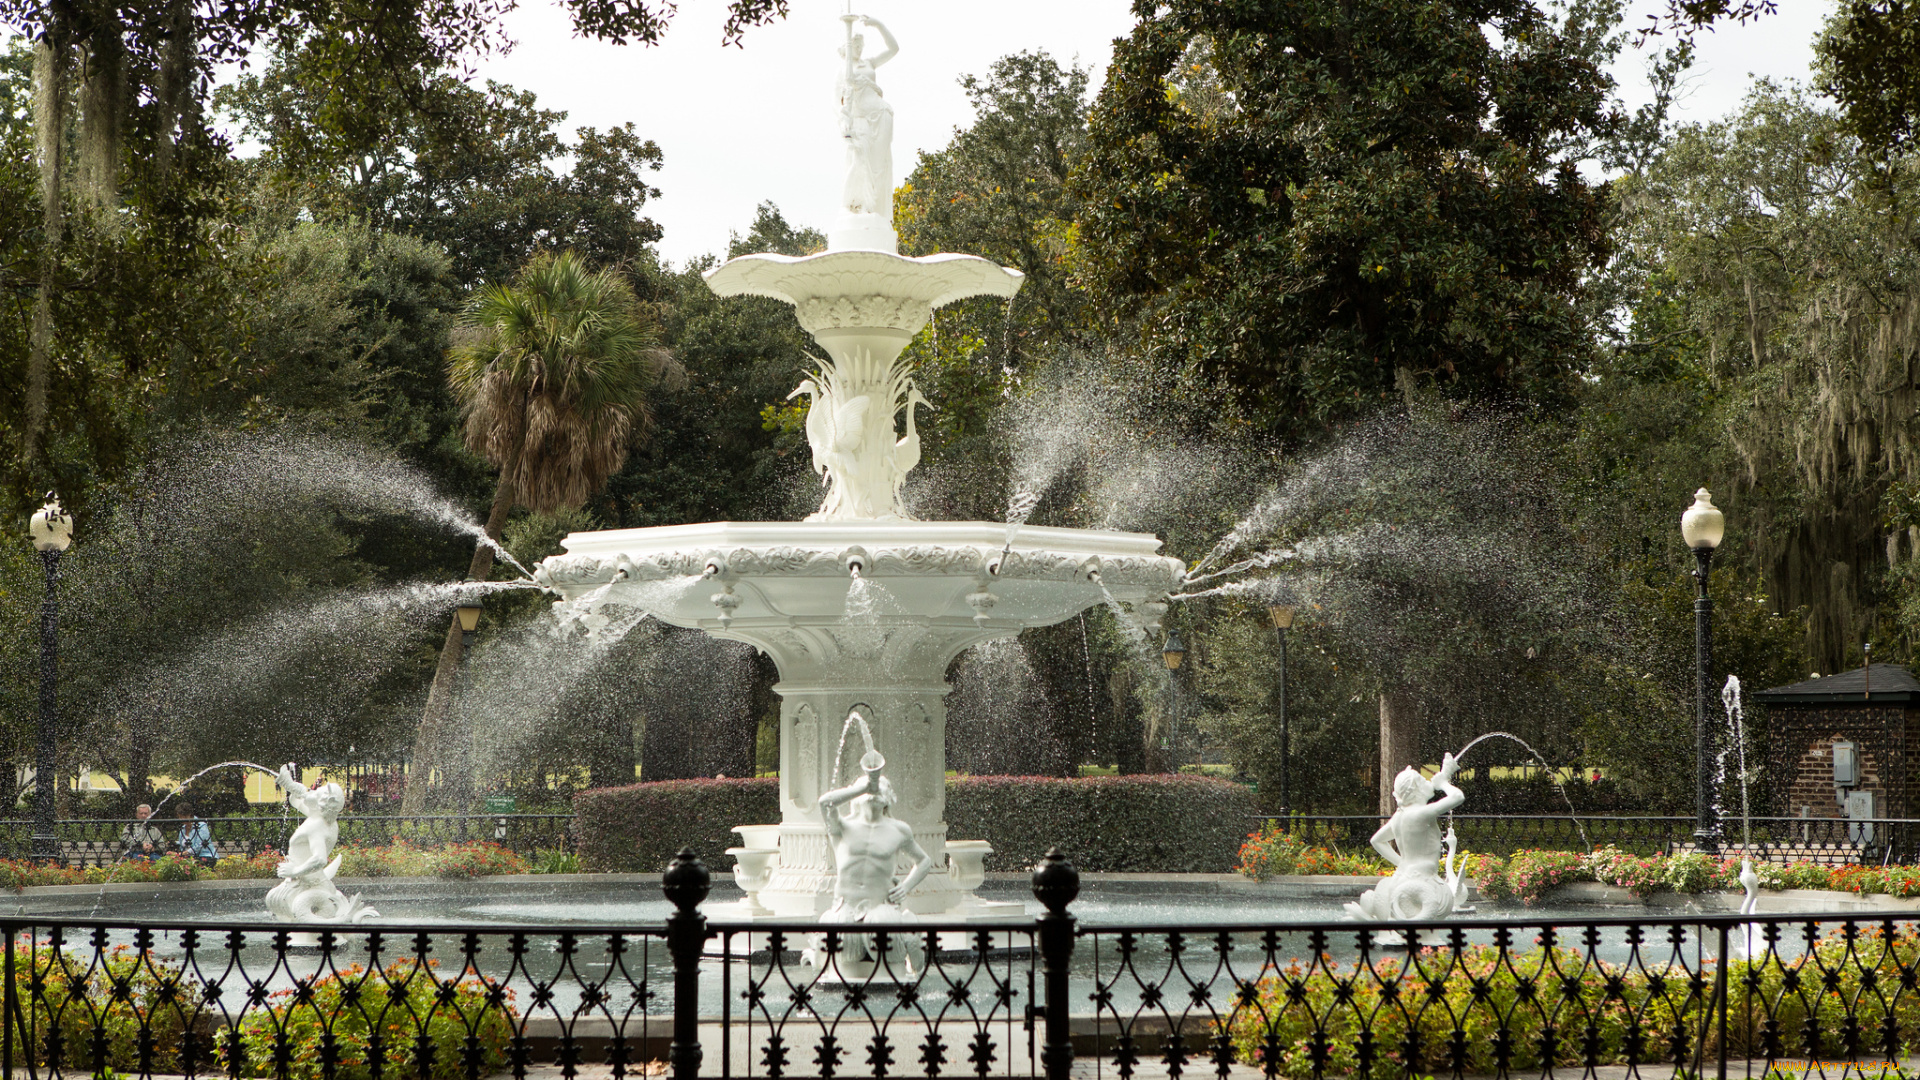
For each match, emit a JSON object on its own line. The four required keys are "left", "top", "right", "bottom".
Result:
{"left": 1031, "top": 847, "right": 1079, "bottom": 1080}
{"left": 1715, "top": 922, "right": 1730, "bottom": 1080}
{"left": 664, "top": 847, "right": 711, "bottom": 1079}
{"left": 4, "top": 920, "right": 12, "bottom": 1079}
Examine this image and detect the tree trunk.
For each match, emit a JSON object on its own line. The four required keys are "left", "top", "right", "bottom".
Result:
{"left": 586, "top": 713, "right": 637, "bottom": 790}
{"left": 25, "top": 40, "right": 69, "bottom": 467}
{"left": 402, "top": 484, "right": 511, "bottom": 813}
{"left": 1111, "top": 667, "right": 1146, "bottom": 775}
{"left": 1379, "top": 688, "right": 1422, "bottom": 817}
{"left": 125, "top": 726, "right": 153, "bottom": 806}
{"left": 1143, "top": 678, "right": 1173, "bottom": 774}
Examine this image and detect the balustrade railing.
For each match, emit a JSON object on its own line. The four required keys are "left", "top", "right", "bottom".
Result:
{"left": 2, "top": 848, "right": 1918, "bottom": 1077}
{"left": 1269, "top": 813, "right": 1920, "bottom": 865}
{"left": 0, "top": 813, "right": 576, "bottom": 866}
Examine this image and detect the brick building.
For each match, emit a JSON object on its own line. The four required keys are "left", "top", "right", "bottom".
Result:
{"left": 1756, "top": 664, "right": 1920, "bottom": 821}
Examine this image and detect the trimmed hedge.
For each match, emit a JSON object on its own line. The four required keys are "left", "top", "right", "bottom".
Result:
{"left": 575, "top": 778, "right": 779, "bottom": 874}
{"left": 574, "top": 774, "right": 1252, "bottom": 874}
{"left": 946, "top": 775, "right": 1253, "bottom": 872}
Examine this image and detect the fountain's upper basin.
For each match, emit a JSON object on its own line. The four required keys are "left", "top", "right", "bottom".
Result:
{"left": 535, "top": 520, "right": 1184, "bottom": 634}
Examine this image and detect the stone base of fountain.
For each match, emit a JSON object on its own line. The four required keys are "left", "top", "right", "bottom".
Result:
{"left": 717, "top": 827, "right": 1022, "bottom": 927}
{"left": 538, "top": 522, "right": 1181, "bottom": 930}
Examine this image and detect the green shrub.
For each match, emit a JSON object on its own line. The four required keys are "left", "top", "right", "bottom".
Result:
{"left": 573, "top": 774, "right": 1255, "bottom": 873}
{"left": 222, "top": 958, "right": 515, "bottom": 1079}
{"left": 1222, "top": 927, "right": 1920, "bottom": 1075}
{"left": 529, "top": 848, "right": 581, "bottom": 874}
{"left": 944, "top": 774, "right": 1255, "bottom": 872}
{"left": 15, "top": 943, "right": 197, "bottom": 1073}
{"left": 573, "top": 778, "right": 780, "bottom": 873}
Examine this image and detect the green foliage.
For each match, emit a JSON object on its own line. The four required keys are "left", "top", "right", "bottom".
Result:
{"left": 1072, "top": 0, "right": 1618, "bottom": 437}
{"left": 528, "top": 847, "right": 581, "bottom": 874}
{"left": 0, "top": 842, "right": 529, "bottom": 888}
{"left": 14, "top": 943, "right": 197, "bottom": 1073}
{"left": 1817, "top": 1, "right": 1920, "bottom": 161}
{"left": 575, "top": 774, "right": 1254, "bottom": 873}
{"left": 898, "top": 50, "right": 1091, "bottom": 363}
{"left": 598, "top": 210, "right": 819, "bottom": 527}
{"left": 1222, "top": 926, "right": 1920, "bottom": 1075}
{"left": 943, "top": 774, "right": 1254, "bottom": 872}
{"left": 1578, "top": 565, "right": 1809, "bottom": 812}
{"left": 1621, "top": 82, "right": 1920, "bottom": 672}
{"left": 574, "top": 777, "right": 780, "bottom": 873}
{"left": 332, "top": 841, "right": 531, "bottom": 878}
{"left": 218, "top": 48, "right": 667, "bottom": 286}
{"left": 223, "top": 958, "right": 514, "bottom": 1079}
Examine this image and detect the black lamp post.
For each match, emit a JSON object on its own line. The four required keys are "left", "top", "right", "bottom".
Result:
{"left": 1267, "top": 603, "right": 1296, "bottom": 825}
{"left": 28, "top": 494, "right": 73, "bottom": 862}
{"left": 1682, "top": 488, "right": 1725, "bottom": 856}
{"left": 1162, "top": 632, "right": 1186, "bottom": 773}
{"left": 452, "top": 586, "right": 484, "bottom": 805}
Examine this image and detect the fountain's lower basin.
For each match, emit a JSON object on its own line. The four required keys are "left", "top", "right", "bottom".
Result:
{"left": 535, "top": 521, "right": 1185, "bottom": 921}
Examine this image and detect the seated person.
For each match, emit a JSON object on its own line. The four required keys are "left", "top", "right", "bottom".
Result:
{"left": 121, "top": 804, "right": 165, "bottom": 862}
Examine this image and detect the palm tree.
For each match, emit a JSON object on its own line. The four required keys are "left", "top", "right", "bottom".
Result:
{"left": 404, "top": 250, "right": 679, "bottom": 811}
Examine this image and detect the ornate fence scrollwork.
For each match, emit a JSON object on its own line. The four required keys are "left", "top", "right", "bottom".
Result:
{"left": 1, "top": 850, "right": 1918, "bottom": 1078}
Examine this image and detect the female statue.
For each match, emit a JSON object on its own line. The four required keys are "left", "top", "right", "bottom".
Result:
{"left": 837, "top": 14, "right": 899, "bottom": 220}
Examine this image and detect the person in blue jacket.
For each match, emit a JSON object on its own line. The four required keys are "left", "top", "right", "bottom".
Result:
{"left": 173, "top": 803, "right": 217, "bottom": 866}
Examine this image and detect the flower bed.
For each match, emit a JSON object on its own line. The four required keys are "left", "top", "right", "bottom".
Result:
{"left": 0, "top": 841, "right": 535, "bottom": 890}
{"left": 1237, "top": 823, "right": 1390, "bottom": 879}
{"left": 1237, "top": 827, "right": 1920, "bottom": 903}
{"left": 1223, "top": 926, "right": 1920, "bottom": 1076}
{"left": 14, "top": 942, "right": 515, "bottom": 1077}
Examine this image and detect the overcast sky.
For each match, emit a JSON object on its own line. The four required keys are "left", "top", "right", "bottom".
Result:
{"left": 249, "top": 0, "right": 1831, "bottom": 267}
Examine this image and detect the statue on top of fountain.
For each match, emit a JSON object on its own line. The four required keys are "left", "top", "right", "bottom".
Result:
{"left": 804, "top": 743, "right": 935, "bottom": 975}
{"left": 265, "top": 764, "right": 378, "bottom": 926}
{"left": 1345, "top": 753, "right": 1471, "bottom": 922}
{"left": 837, "top": 14, "right": 898, "bottom": 226}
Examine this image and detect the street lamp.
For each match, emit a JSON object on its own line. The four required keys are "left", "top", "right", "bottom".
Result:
{"left": 452, "top": 585, "right": 485, "bottom": 804}
{"left": 28, "top": 494, "right": 73, "bottom": 862}
{"left": 1267, "top": 603, "right": 1297, "bottom": 827}
{"left": 457, "top": 598, "right": 484, "bottom": 637}
{"left": 1162, "top": 633, "right": 1186, "bottom": 773}
{"left": 1681, "top": 488, "right": 1725, "bottom": 856}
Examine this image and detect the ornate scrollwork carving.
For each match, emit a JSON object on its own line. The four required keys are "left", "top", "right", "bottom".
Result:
{"left": 871, "top": 546, "right": 985, "bottom": 576}
{"left": 794, "top": 294, "right": 930, "bottom": 334}
{"left": 792, "top": 703, "right": 820, "bottom": 809}
{"left": 534, "top": 554, "right": 609, "bottom": 587}
{"left": 904, "top": 702, "right": 933, "bottom": 811}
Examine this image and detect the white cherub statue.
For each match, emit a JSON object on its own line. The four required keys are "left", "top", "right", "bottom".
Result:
{"left": 265, "top": 763, "right": 377, "bottom": 926}
{"left": 1345, "top": 753, "right": 1470, "bottom": 921}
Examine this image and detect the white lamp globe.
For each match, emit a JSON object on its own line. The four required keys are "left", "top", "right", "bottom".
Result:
{"left": 1680, "top": 488, "right": 1725, "bottom": 551}
{"left": 28, "top": 494, "right": 73, "bottom": 553}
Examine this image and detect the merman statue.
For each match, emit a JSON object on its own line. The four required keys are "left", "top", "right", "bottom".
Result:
{"left": 1345, "top": 753, "right": 1470, "bottom": 921}
{"left": 265, "top": 763, "right": 378, "bottom": 926}
{"left": 803, "top": 735, "right": 935, "bottom": 976}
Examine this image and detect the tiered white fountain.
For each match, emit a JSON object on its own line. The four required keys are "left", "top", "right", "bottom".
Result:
{"left": 534, "top": 12, "right": 1184, "bottom": 922}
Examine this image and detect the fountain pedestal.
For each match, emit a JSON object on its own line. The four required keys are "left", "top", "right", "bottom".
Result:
{"left": 532, "top": 13, "right": 1184, "bottom": 920}
{"left": 536, "top": 521, "right": 1182, "bottom": 919}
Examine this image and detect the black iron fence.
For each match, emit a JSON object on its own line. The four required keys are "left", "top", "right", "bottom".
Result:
{"left": 0, "top": 814, "right": 576, "bottom": 865}
{"left": 4, "top": 848, "right": 1920, "bottom": 1077}
{"left": 1271, "top": 813, "right": 1920, "bottom": 865}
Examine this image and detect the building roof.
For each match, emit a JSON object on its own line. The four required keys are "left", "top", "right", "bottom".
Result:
{"left": 1755, "top": 664, "right": 1920, "bottom": 705}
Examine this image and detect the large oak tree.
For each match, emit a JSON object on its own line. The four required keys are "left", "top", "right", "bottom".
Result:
{"left": 1072, "top": 0, "right": 1620, "bottom": 438}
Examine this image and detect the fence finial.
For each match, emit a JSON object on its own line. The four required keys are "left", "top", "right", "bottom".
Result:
{"left": 663, "top": 847, "right": 710, "bottom": 912}
{"left": 1031, "top": 847, "right": 1079, "bottom": 915}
